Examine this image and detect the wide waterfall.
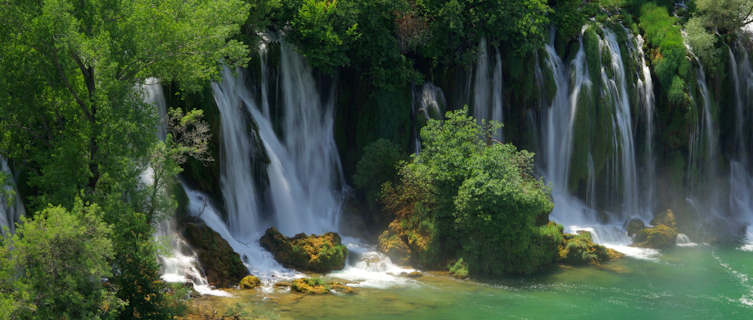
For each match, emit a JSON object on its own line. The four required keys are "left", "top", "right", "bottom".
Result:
{"left": 0, "top": 157, "right": 24, "bottom": 236}
{"left": 537, "top": 25, "right": 656, "bottom": 259}
{"left": 472, "top": 38, "right": 504, "bottom": 138}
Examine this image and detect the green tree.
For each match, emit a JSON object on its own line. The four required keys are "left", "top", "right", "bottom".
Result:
{"left": 0, "top": 1, "right": 248, "bottom": 318}
{"left": 695, "top": 0, "right": 753, "bottom": 34}
{"left": 353, "top": 139, "right": 404, "bottom": 210}
{"left": 0, "top": 202, "right": 121, "bottom": 319}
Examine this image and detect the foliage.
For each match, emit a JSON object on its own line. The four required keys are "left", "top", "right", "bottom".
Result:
{"left": 380, "top": 108, "right": 555, "bottom": 276}
{"left": 685, "top": 17, "right": 721, "bottom": 71}
{"left": 694, "top": 0, "right": 753, "bottom": 34}
{"left": 551, "top": 0, "right": 587, "bottom": 42}
{"left": 0, "top": 203, "right": 122, "bottom": 319}
{"left": 448, "top": 258, "right": 469, "bottom": 279}
{"left": 639, "top": 3, "right": 687, "bottom": 90}
{"left": 353, "top": 139, "right": 405, "bottom": 210}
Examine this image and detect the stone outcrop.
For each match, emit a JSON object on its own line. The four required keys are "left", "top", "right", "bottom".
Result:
{"left": 259, "top": 227, "right": 347, "bottom": 273}
{"left": 181, "top": 220, "right": 248, "bottom": 288}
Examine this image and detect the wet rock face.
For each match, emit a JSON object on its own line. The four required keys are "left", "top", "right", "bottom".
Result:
{"left": 259, "top": 227, "right": 347, "bottom": 273}
{"left": 182, "top": 220, "right": 248, "bottom": 288}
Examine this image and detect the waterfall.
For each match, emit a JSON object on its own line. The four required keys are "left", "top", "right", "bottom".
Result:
{"left": 213, "top": 41, "right": 344, "bottom": 238}
{"left": 412, "top": 82, "right": 446, "bottom": 153}
{"left": 727, "top": 42, "right": 753, "bottom": 248}
{"left": 139, "top": 79, "right": 230, "bottom": 295}
{"left": 472, "top": 38, "right": 504, "bottom": 138}
{"left": 0, "top": 157, "right": 24, "bottom": 236}
{"left": 635, "top": 35, "right": 656, "bottom": 214}
{"left": 539, "top": 25, "right": 656, "bottom": 259}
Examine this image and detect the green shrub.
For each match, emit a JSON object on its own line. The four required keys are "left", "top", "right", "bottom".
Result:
{"left": 353, "top": 139, "right": 404, "bottom": 208}
{"left": 448, "top": 258, "right": 469, "bottom": 279}
{"left": 0, "top": 203, "right": 122, "bottom": 319}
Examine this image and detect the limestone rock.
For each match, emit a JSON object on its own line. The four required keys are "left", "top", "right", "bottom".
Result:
{"left": 239, "top": 275, "right": 261, "bottom": 289}
{"left": 182, "top": 220, "right": 248, "bottom": 288}
{"left": 260, "top": 227, "right": 347, "bottom": 273}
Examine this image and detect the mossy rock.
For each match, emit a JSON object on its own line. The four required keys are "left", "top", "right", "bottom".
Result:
{"left": 377, "top": 230, "right": 411, "bottom": 266}
{"left": 181, "top": 221, "right": 248, "bottom": 288}
{"left": 651, "top": 209, "right": 677, "bottom": 229}
{"left": 330, "top": 282, "right": 356, "bottom": 295}
{"left": 625, "top": 218, "right": 646, "bottom": 237}
{"left": 559, "top": 232, "right": 618, "bottom": 266}
{"left": 291, "top": 278, "right": 329, "bottom": 295}
{"left": 634, "top": 224, "right": 678, "bottom": 249}
{"left": 239, "top": 275, "right": 261, "bottom": 289}
{"left": 260, "top": 227, "right": 347, "bottom": 273}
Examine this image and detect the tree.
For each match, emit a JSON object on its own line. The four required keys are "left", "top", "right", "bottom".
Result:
{"left": 694, "top": 0, "right": 753, "bottom": 34}
{"left": 0, "top": 202, "right": 121, "bottom": 319}
{"left": 0, "top": 1, "right": 248, "bottom": 317}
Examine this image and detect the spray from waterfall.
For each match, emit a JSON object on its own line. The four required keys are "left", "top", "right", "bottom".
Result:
{"left": 0, "top": 157, "right": 24, "bottom": 236}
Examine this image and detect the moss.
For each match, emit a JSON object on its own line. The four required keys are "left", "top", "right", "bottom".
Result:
{"left": 291, "top": 278, "right": 328, "bottom": 295}
{"left": 238, "top": 275, "right": 261, "bottom": 289}
{"left": 559, "top": 231, "right": 620, "bottom": 266}
{"left": 634, "top": 224, "right": 678, "bottom": 249}
{"left": 259, "top": 228, "right": 347, "bottom": 273}
{"left": 448, "top": 258, "right": 469, "bottom": 279}
{"left": 625, "top": 218, "right": 645, "bottom": 237}
{"left": 651, "top": 209, "right": 677, "bottom": 229}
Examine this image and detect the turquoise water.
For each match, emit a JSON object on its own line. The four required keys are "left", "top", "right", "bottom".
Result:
{"left": 197, "top": 246, "right": 753, "bottom": 319}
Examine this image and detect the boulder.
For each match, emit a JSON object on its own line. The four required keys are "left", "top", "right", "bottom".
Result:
{"left": 625, "top": 218, "right": 646, "bottom": 237}
{"left": 633, "top": 224, "right": 678, "bottom": 249}
{"left": 559, "top": 232, "right": 620, "bottom": 265}
{"left": 182, "top": 221, "right": 248, "bottom": 288}
{"left": 239, "top": 275, "right": 261, "bottom": 289}
{"left": 291, "top": 278, "right": 328, "bottom": 294}
{"left": 651, "top": 209, "right": 677, "bottom": 229}
{"left": 260, "top": 227, "right": 347, "bottom": 273}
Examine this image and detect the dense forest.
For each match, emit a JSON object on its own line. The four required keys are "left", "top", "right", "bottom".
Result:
{"left": 2, "top": 0, "right": 753, "bottom": 319}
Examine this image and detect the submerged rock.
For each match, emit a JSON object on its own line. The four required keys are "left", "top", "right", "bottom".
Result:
{"left": 239, "top": 275, "right": 261, "bottom": 289}
{"left": 625, "top": 218, "right": 646, "bottom": 237}
{"left": 559, "top": 231, "right": 620, "bottom": 265}
{"left": 260, "top": 227, "right": 347, "bottom": 273}
{"left": 181, "top": 220, "right": 248, "bottom": 288}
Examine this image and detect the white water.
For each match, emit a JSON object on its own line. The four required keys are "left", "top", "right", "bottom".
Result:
{"left": 539, "top": 26, "right": 657, "bottom": 259}
{"left": 473, "top": 38, "right": 504, "bottom": 138}
{"left": 635, "top": 35, "right": 656, "bottom": 214}
{"left": 413, "top": 82, "right": 446, "bottom": 154}
{"left": 0, "top": 157, "right": 24, "bottom": 235}
{"left": 140, "top": 79, "right": 230, "bottom": 296}
{"left": 329, "top": 237, "right": 418, "bottom": 289}
{"left": 676, "top": 233, "right": 698, "bottom": 247}
{"left": 206, "top": 40, "right": 412, "bottom": 288}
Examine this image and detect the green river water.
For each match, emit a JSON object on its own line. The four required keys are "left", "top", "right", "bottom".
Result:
{"left": 193, "top": 246, "right": 753, "bottom": 319}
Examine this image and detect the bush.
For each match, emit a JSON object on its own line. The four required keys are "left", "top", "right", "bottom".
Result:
{"left": 379, "top": 108, "right": 556, "bottom": 276}
{"left": 0, "top": 203, "right": 122, "bottom": 319}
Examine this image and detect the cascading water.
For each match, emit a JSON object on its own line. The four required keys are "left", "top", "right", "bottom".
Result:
{"left": 412, "top": 82, "right": 446, "bottom": 154}
{"left": 538, "top": 26, "right": 657, "bottom": 259}
{"left": 207, "top": 40, "right": 412, "bottom": 286}
{"left": 728, "top": 42, "right": 753, "bottom": 250}
{"left": 635, "top": 34, "right": 656, "bottom": 214}
{"left": 473, "top": 38, "right": 504, "bottom": 138}
{"left": 140, "top": 79, "right": 230, "bottom": 296}
{"left": 0, "top": 157, "right": 24, "bottom": 236}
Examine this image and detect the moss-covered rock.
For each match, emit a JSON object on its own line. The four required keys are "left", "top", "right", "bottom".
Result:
{"left": 238, "top": 275, "right": 260, "bottom": 289}
{"left": 651, "top": 209, "right": 677, "bottom": 229}
{"left": 625, "top": 218, "right": 646, "bottom": 237}
{"left": 291, "top": 278, "right": 328, "bottom": 295}
{"left": 634, "top": 224, "right": 678, "bottom": 249}
{"left": 259, "top": 227, "right": 347, "bottom": 273}
{"left": 181, "top": 220, "right": 248, "bottom": 288}
{"left": 559, "top": 231, "right": 620, "bottom": 265}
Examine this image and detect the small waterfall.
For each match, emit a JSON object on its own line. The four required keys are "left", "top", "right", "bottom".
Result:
{"left": 472, "top": 38, "right": 504, "bottom": 138}
{"left": 539, "top": 25, "right": 656, "bottom": 259}
{"left": 0, "top": 157, "right": 24, "bottom": 235}
{"left": 140, "top": 79, "right": 229, "bottom": 295}
{"left": 635, "top": 35, "right": 656, "bottom": 214}
{"left": 412, "top": 82, "right": 446, "bottom": 153}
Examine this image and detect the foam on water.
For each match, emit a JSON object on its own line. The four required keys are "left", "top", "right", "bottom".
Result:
{"left": 329, "top": 237, "right": 419, "bottom": 289}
